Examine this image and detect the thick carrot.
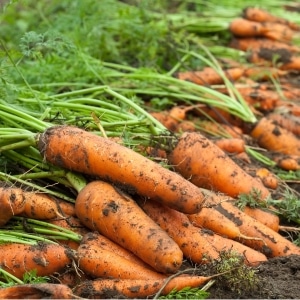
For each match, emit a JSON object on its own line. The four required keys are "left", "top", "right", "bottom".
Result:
{"left": 250, "top": 117, "right": 300, "bottom": 156}
{"left": 214, "top": 138, "right": 246, "bottom": 154}
{"left": 209, "top": 196, "right": 300, "bottom": 257}
{"left": 200, "top": 229, "right": 267, "bottom": 266}
{"left": 243, "top": 7, "right": 300, "bottom": 31}
{"left": 80, "top": 231, "right": 155, "bottom": 269}
{"left": 168, "top": 132, "right": 270, "bottom": 199}
{"left": 0, "top": 283, "right": 74, "bottom": 299}
{"left": 137, "top": 199, "right": 220, "bottom": 264}
{"left": 176, "top": 67, "right": 245, "bottom": 86}
{"left": 73, "top": 275, "right": 215, "bottom": 299}
{"left": 267, "top": 112, "right": 300, "bottom": 137}
{"left": 0, "top": 242, "right": 74, "bottom": 279}
{"left": 75, "top": 180, "right": 183, "bottom": 273}
{"left": 229, "top": 18, "right": 294, "bottom": 42}
{"left": 38, "top": 125, "right": 206, "bottom": 214}
{"left": 242, "top": 206, "right": 280, "bottom": 232}
{"left": 0, "top": 184, "right": 26, "bottom": 226}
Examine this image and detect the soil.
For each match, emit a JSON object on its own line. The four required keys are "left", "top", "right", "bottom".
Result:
{"left": 207, "top": 255, "right": 300, "bottom": 299}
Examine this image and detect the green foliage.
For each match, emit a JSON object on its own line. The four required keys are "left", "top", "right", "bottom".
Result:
{"left": 159, "top": 286, "right": 210, "bottom": 299}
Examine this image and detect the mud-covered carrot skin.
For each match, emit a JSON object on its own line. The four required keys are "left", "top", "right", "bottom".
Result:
{"left": 75, "top": 180, "right": 183, "bottom": 274}
{"left": 38, "top": 125, "right": 206, "bottom": 214}
{"left": 168, "top": 132, "right": 270, "bottom": 199}
{"left": 0, "top": 243, "right": 74, "bottom": 279}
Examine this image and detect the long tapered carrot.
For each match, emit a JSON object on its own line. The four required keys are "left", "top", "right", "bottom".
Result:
{"left": 75, "top": 180, "right": 183, "bottom": 274}
{"left": 77, "top": 243, "right": 166, "bottom": 280}
{"left": 0, "top": 242, "right": 74, "bottom": 279}
{"left": 250, "top": 117, "right": 300, "bottom": 156}
{"left": 167, "top": 132, "right": 270, "bottom": 199}
{"left": 0, "top": 184, "right": 26, "bottom": 226}
{"left": 199, "top": 228, "right": 267, "bottom": 266}
{"left": 73, "top": 275, "right": 215, "bottom": 299}
{"left": 137, "top": 198, "right": 220, "bottom": 264}
{"left": 38, "top": 125, "right": 206, "bottom": 214}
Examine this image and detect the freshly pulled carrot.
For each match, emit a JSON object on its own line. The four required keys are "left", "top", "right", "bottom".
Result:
{"left": 209, "top": 196, "right": 300, "bottom": 257}
{"left": 168, "top": 132, "right": 270, "bottom": 199}
{"left": 77, "top": 243, "right": 166, "bottom": 280}
{"left": 255, "top": 168, "right": 279, "bottom": 190}
{"left": 138, "top": 199, "right": 220, "bottom": 264}
{"left": 267, "top": 112, "right": 300, "bottom": 137}
{"left": 214, "top": 138, "right": 246, "bottom": 154}
{"left": 150, "top": 111, "right": 178, "bottom": 131}
{"left": 242, "top": 206, "right": 280, "bottom": 232}
{"left": 176, "top": 67, "right": 245, "bottom": 86}
{"left": 38, "top": 125, "right": 206, "bottom": 214}
{"left": 273, "top": 154, "right": 300, "bottom": 171}
{"left": 200, "top": 229, "right": 267, "bottom": 266}
{"left": 250, "top": 117, "right": 300, "bottom": 156}
{"left": 0, "top": 242, "right": 74, "bottom": 279}
{"left": 0, "top": 283, "right": 74, "bottom": 299}
{"left": 229, "top": 18, "right": 294, "bottom": 42}
{"left": 243, "top": 7, "right": 300, "bottom": 31}
{"left": 80, "top": 231, "right": 154, "bottom": 269}
{"left": 75, "top": 180, "right": 183, "bottom": 273}
{"left": 0, "top": 183, "right": 26, "bottom": 226}
{"left": 73, "top": 275, "right": 216, "bottom": 299}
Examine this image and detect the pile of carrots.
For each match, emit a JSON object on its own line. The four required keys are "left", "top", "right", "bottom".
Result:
{"left": 1, "top": 6, "right": 300, "bottom": 300}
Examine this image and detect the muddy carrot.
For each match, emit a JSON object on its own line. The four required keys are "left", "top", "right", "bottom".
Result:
{"left": 250, "top": 117, "right": 300, "bottom": 156}
{"left": 200, "top": 228, "right": 267, "bottom": 266}
{"left": 267, "top": 112, "right": 300, "bottom": 137}
{"left": 0, "top": 242, "right": 74, "bottom": 279}
{"left": 243, "top": 7, "right": 300, "bottom": 31}
{"left": 73, "top": 275, "right": 215, "bottom": 299}
{"left": 138, "top": 198, "right": 220, "bottom": 264}
{"left": 75, "top": 180, "right": 183, "bottom": 273}
{"left": 255, "top": 168, "right": 279, "bottom": 190}
{"left": 214, "top": 138, "right": 246, "bottom": 154}
{"left": 168, "top": 132, "right": 270, "bottom": 199}
{"left": 273, "top": 154, "right": 300, "bottom": 171}
{"left": 38, "top": 125, "right": 206, "bottom": 214}
{"left": 0, "top": 183, "right": 26, "bottom": 226}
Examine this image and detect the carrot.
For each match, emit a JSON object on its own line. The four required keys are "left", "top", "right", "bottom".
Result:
{"left": 243, "top": 7, "right": 300, "bottom": 31}
{"left": 176, "top": 67, "right": 245, "bottom": 86}
{"left": 250, "top": 117, "right": 300, "bottom": 156}
{"left": 77, "top": 243, "right": 167, "bottom": 280}
{"left": 243, "top": 66, "right": 288, "bottom": 81}
{"left": 200, "top": 229, "right": 267, "bottom": 266}
{"left": 229, "top": 37, "right": 300, "bottom": 53}
{"left": 75, "top": 180, "right": 183, "bottom": 273}
{"left": 255, "top": 168, "right": 279, "bottom": 190}
{"left": 0, "top": 183, "right": 26, "bottom": 226}
{"left": 53, "top": 269, "right": 91, "bottom": 288}
{"left": 273, "top": 154, "right": 300, "bottom": 171}
{"left": 229, "top": 18, "right": 294, "bottom": 42}
{"left": 80, "top": 231, "right": 155, "bottom": 269}
{"left": 0, "top": 242, "right": 74, "bottom": 279}
{"left": 242, "top": 206, "right": 280, "bottom": 232}
{"left": 198, "top": 120, "right": 244, "bottom": 138}
{"left": 55, "top": 199, "right": 76, "bottom": 217}
{"left": 168, "top": 132, "right": 270, "bottom": 199}
{"left": 150, "top": 111, "right": 178, "bottom": 131}
{"left": 38, "top": 125, "right": 206, "bottom": 214}
{"left": 137, "top": 199, "right": 220, "bottom": 264}
{"left": 214, "top": 138, "right": 246, "bottom": 154}
{"left": 0, "top": 283, "right": 74, "bottom": 299}
{"left": 208, "top": 196, "right": 300, "bottom": 257}
{"left": 267, "top": 112, "right": 300, "bottom": 137}
{"left": 73, "top": 275, "right": 215, "bottom": 299}
{"left": 175, "top": 120, "right": 197, "bottom": 133}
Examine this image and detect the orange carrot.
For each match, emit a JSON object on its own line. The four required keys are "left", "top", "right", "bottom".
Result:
{"left": 137, "top": 199, "right": 220, "bottom": 264}
{"left": 176, "top": 67, "right": 245, "bottom": 86}
{"left": 0, "top": 242, "right": 74, "bottom": 279}
{"left": 38, "top": 125, "right": 206, "bottom": 214}
{"left": 243, "top": 7, "right": 300, "bottom": 31}
{"left": 77, "top": 243, "right": 166, "bottom": 280}
{"left": 255, "top": 168, "right": 279, "bottom": 190}
{"left": 229, "top": 18, "right": 294, "bottom": 42}
{"left": 75, "top": 180, "right": 183, "bottom": 273}
{"left": 0, "top": 183, "right": 26, "bottom": 226}
{"left": 243, "top": 66, "right": 288, "bottom": 81}
{"left": 198, "top": 120, "right": 244, "bottom": 138}
{"left": 0, "top": 283, "right": 74, "bottom": 299}
{"left": 250, "top": 117, "right": 300, "bottom": 156}
{"left": 55, "top": 199, "right": 76, "bottom": 217}
{"left": 214, "top": 138, "right": 246, "bottom": 154}
{"left": 208, "top": 196, "right": 300, "bottom": 257}
{"left": 73, "top": 275, "right": 215, "bottom": 299}
{"left": 200, "top": 229, "right": 267, "bottom": 266}
{"left": 267, "top": 112, "right": 300, "bottom": 137}
{"left": 168, "top": 132, "right": 270, "bottom": 199}
{"left": 80, "top": 231, "right": 154, "bottom": 269}
{"left": 242, "top": 206, "right": 280, "bottom": 232}
{"left": 273, "top": 154, "right": 300, "bottom": 171}
{"left": 150, "top": 111, "right": 178, "bottom": 131}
